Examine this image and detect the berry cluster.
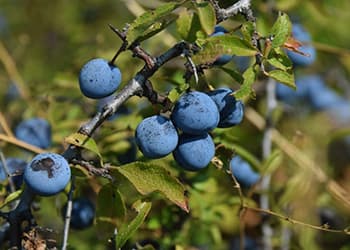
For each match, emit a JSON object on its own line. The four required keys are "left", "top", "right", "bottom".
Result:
{"left": 135, "top": 88, "right": 244, "bottom": 171}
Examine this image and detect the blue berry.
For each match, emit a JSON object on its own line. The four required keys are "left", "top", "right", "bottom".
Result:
{"left": 286, "top": 23, "right": 316, "bottom": 67}
{"left": 24, "top": 153, "right": 71, "bottom": 196}
{"left": 207, "top": 88, "right": 244, "bottom": 128}
{"left": 135, "top": 115, "right": 179, "bottom": 159}
{"left": 15, "top": 118, "right": 51, "bottom": 149}
{"left": 173, "top": 133, "right": 215, "bottom": 171}
{"left": 0, "top": 158, "right": 27, "bottom": 189}
{"left": 230, "top": 156, "right": 260, "bottom": 187}
{"left": 79, "top": 58, "right": 122, "bottom": 99}
{"left": 171, "top": 91, "right": 219, "bottom": 135}
{"left": 308, "top": 79, "right": 344, "bottom": 110}
{"left": 62, "top": 198, "right": 95, "bottom": 230}
{"left": 327, "top": 100, "right": 350, "bottom": 125}
{"left": 211, "top": 26, "right": 232, "bottom": 65}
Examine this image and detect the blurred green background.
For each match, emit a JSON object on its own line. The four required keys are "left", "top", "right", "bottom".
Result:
{"left": 0, "top": 0, "right": 350, "bottom": 249}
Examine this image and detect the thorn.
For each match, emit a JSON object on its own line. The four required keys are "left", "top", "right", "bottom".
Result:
{"left": 186, "top": 55, "right": 198, "bottom": 84}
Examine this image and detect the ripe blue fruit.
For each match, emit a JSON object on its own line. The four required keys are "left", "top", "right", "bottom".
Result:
{"left": 211, "top": 26, "right": 232, "bottom": 65}
{"left": 327, "top": 100, "right": 350, "bottom": 125}
{"left": 135, "top": 115, "right": 179, "bottom": 159}
{"left": 230, "top": 156, "right": 260, "bottom": 187}
{"left": 307, "top": 76, "right": 344, "bottom": 110}
{"left": 173, "top": 133, "right": 215, "bottom": 171}
{"left": 286, "top": 23, "right": 316, "bottom": 66}
{"left": 24, "top": 153, "right": 71, "bottom": 196}
{"left": 15, "top": 118, "right": 51, "bottom": 149}
{"left": 171, "top": 91, "right": 219, "bottom": 135}
{"left": 79, "top": 58, "right": 122, "bottom": 99}
{"left": 207, "top": 88, "right": 244, "bottom": 128}
{"left": 276, "top": 75, "right": 312, "bottom": 104}
{"left": 0, "top": 158, "right": 27, "bottom": 189}
{"left": 62, "top": 198, "right": 95, "bottom": 230}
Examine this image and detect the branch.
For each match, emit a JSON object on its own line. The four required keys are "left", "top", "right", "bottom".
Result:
{"left": 0, "top": 133, "right": 45, "bottom": 154}
{"left": 1, "top": 35, "right": 194, "bottom": 248}
{"left": 70, "top": 159, "right": 113, "bottom": 180}
{"left": 260, "top": 77, "right": 277, "bottom": 250}
{"left": 245, "top": 206, "right": 350, "bottom": 235}
{"left": 61, "top": 176, "right": 75, "bottom": 250}
{"left": 210, "top": 0, "right": 252, "bottom": 22}
{"left": 76, "top": 41, "right": 192, "bottom": 139}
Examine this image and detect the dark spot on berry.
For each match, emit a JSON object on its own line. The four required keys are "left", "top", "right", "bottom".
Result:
{"left": 31, "top": 157, "right": 55, "bottom": 178}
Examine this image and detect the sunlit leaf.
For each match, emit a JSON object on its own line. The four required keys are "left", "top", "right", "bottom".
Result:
{"left": 233, "top": 66, "right": 257, "bottom": 99}
{"left": 195, "top": 0, "right": 216, "bottom": 35}
{"left": 110, "top": 162, "right": 189, "bottom": 212}
{"left": 64, "top": 132, "right": 102, "bottom": 160}
{"left": 0, "top": 189, "right": 22, "bottom": 209}
{"left": 127, "top": 2, "right": 181, "bottom": 44}
{"left": 115, "top": 201, "right": 152, "bottom": 249}
{"left": 192, "top": 35, "right": 257, "bottom": 65}
{"left": 267, "top": 47, "right": 293, "bottom": 71}
{"left": 176, "top": 10, "right": 201, "bottom": 42}
{"left": 241, "top": 21, "right": 255, "bottom": 41}
{"left": 167, "top": 83, "right": 189, "bottom": 102}
{"left": 270, "top": 12, "right": 292, "bottom": 48}
{"left": 267, "top": 69, "right": 295, "bottom": 88}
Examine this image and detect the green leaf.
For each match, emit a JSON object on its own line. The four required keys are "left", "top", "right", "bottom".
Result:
{"left": 64, "top": 132, "right": 102, "bottom": 160}
{"left": 270, "top": 12, "right": 291, "bottom": 48}
{"left": 110, "top": 162, "right": 189, "bottom": 212}
{"left": 115, "top": 201, "right": 152, "bottom": 249}
{"left": 267, "top": 47, "right": 293, "bottom": 71}
{"left": 192, "top": 35, "right": 257, "bottom": 65}
{"left": 221, "top": 67, "right": 244, "bottom": 85}
{"left": 126, "top": 2, "right": 181, "bottom": 44}
{"left": 176, "top": 10, "right": 201, "bottom": 42}
{"left": 196, "top": 1, "right": 216, "bottom": 35}
{"left": 0, "top": 189, "right": 22, "bottom": 209}
{"left": 168, "top": 83, "right": 189, "bottom": 102}
{"left": 241, "top": 21, "right": 255, "bottom": 41}
{"left": 267, "top": 69, "right": 295, "bottom": 88}
{"left": 233, "top": 66, "right": 257, "bottom": 99}
{"left": 262, "top": 149, "right": 283, "bottom": 174}
{"left": 97, "top": 184, "right": 126, "bottom": 223}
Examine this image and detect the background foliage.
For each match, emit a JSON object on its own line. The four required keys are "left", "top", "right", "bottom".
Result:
{"left": 0, "top": 0, "right": 350, "bottom": 249}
